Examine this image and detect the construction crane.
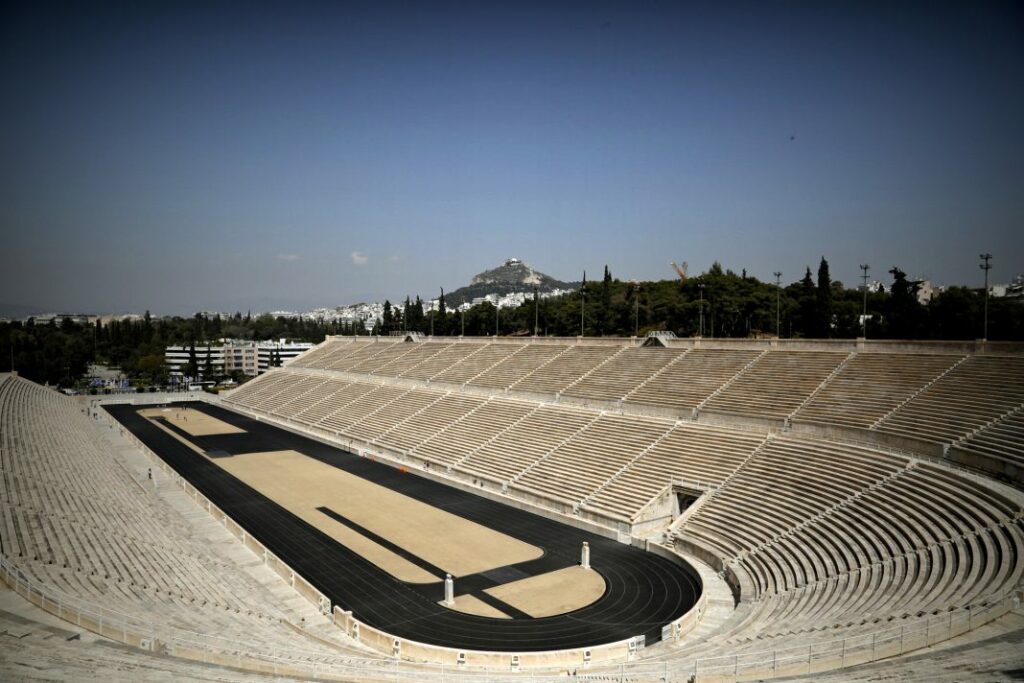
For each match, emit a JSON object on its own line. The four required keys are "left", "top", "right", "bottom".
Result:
{"left": 670, "top": 261, "right": 688, "bottom": 281}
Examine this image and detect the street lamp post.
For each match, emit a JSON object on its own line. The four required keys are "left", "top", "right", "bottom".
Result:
{"left": 980, "top": 253, "right": 992, "bottom": 341}
{"left": 860, "top": 264, "right": 870, "bottom": 339}
{"left": 773, "top": 272, "right": 782, "bottom": 338}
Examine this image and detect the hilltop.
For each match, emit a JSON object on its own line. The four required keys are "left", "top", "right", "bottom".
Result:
{"left": 444, "top": 258, "right": 579, "bottom": 308}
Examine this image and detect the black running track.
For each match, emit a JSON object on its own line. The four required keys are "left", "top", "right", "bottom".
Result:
{"left": 105, "top": 402, "right": 700, "bottom": 652}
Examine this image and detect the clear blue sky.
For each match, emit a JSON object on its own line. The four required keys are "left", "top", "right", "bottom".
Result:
{"left": 1, "top": 1, "right": 1021, "bottom": 314}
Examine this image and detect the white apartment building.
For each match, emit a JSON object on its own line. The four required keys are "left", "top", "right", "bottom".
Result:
{"left": 164, "top": 345, "right": 226, "bottom": 379}
{"left": 256, "top": 339, "right": 315, "bottom": 373}
{"left": 165, "top": 339, "right": 313, "bottom": 379}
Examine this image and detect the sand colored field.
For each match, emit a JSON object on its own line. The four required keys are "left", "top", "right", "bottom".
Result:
{"left": 484, "top": 566, "right": 606, "bottom": 618}
{"left": 140, "top": 407, "right": 245, "bottom": 436}
{"left": 440, "top": 594, "right": 510, "bottom": 619}
{"left": 143, "top": 415, "right": 210, "bottom": 456}
{"left": 302, "top": 500, "right": 437, "bottom": 583}
{"left": 214, "top": 450, "right": 543, "bottom": 581}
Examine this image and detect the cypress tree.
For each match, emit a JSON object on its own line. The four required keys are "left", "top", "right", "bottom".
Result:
{"left": 817, "top": 257, "right": 833, "bottom": 338}
{"left": 203, "top": 343, "right": 213, "bottom": 379}
{"left": 798, "top": 268, "right": 816, "bottom": 338}
{"left": 438, "top": 289, "right": 447, "bottom": 336}
{"left": 601, "top": 265, "right": 612, "bottom": 335}
{"left": 887, "top": 267, "right": 923, "bottom": 339}
{"left": 382, "top": 301, "right": 393, "bottom": 334}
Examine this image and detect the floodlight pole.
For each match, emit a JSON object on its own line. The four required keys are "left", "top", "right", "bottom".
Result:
{"left": 980, "top": 253, "right": 992, "bottom": 341}
{"left": 495, "top": 302, "right": 499, "bottom": 337}
{"left": 634, "top": 282, "right": 640, "bottom": 338}
{"left": 698, "top": 284, "right": 705, "bottom": 337}
{"left": 859, "top": 264, "right": 870, "bottom": 339}
{"left": 580, "top": 281, "right": 586, "bottom": 336}
{"left": 773, "top": 272, "right": 782, "bottom": 338}
{"left": 534, "top": 286, "right": 539, "bottom": 337}
{"left": 461, "top": 308, "right": 465, "bottom": 337}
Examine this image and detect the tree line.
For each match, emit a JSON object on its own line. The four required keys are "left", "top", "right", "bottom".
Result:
{"left": 2, "top": 258, "right": 1020, "bottom": 388}
{"left": 0, "top": 311, "right": 358, "bottom": 387}
{"left": 376, "top": 260, "right": 1022, "bottom": 341}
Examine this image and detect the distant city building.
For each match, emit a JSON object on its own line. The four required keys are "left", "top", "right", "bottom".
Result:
{"left": 165, "top": 344, "right": 225, "bottom": 380}
{"left": 223, "top": 342, "right": 259, "bottom": 376}
{"left": 165, "top": 338, "right": 313, "bottom": 380}
{"left": 256, "top": 339, "right": 314, "bottom": 373}
{"left": 29, "top": 313, "right": 95, "bottom": 325}
{"left": 867, "top": 281, "right": 888, "bottom": 294}
{"left": 455, "top": 288, "right": 571, "bottom": 311}
{"left": 912, "top": 279, "right": 940, "bottom": 305}
{"left": 991, "top": 276, "right": 1024, "bottom": 299}
{"left": 1008, "top": 275, "right": 1024, "bottom": 298}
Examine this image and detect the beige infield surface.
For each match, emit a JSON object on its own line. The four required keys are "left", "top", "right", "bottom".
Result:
{"left": 483, "top": 566, "right": 606, "bottom": 618}
{"left": 139, "top": 407, "right": 246, "bottom": 436}
{"left": 139, "top": 419, "right": 605, "bottom": 616}
{"left": 212, "top": 450, "right": 543, "bottom": 583}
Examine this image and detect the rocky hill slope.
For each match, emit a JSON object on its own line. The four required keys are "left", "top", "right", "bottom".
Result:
{"left": 444, "top": 258, "right": 579, "bottom": 307}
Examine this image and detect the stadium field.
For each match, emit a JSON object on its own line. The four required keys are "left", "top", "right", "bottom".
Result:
{"left": 105, "top": 401, "right": 700, "bottom": 651}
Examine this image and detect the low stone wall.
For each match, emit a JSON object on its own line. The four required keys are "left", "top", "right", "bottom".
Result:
{"left": 332, "top": 606, "right": 637, "bottom": 669}
{"left": 323, "top": 334, "right": 1024, "bottom": 355}
{"left": 697, "top": 409, "right": 784, "bottom": 432}
{"left": 325, "top": 538, "right": 707, "bottom": 669}
{"left": 947, "top": 445, "right": 1023, "bottom": 483}
{"left": 673, "top": 536, "right": 744, "bottom": 604}
{"left": 664, "top": 337, "right": 1024, "bottom": 355}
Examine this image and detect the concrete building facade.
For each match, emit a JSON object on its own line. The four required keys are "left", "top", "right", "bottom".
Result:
{"left": 165, "top": 339, "right": 313, "bottom": 379}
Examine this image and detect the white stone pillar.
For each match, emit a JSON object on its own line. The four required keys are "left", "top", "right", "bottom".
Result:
{"left": 444, "top": 573, "right": 455, "bottom": 606}
{"left": 581, "top": 541, "right": 591, "bottom": 570}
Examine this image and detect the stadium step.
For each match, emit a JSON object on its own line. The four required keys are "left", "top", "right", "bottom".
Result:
{"left": 694, "top": 349, "right": 769, "bottom": 415}
{"left": 870, "top": 354, "right": 972, "bottom": 430}
{"left": 786, "top": 351, "right": 857, "bottom": 424}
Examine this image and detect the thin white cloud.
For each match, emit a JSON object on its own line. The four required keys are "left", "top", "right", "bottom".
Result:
{"left": 350, "top": 250, "right": 368, "bottom": 266}
{"left": 276, "top": 253, "right": 301, "bottom": 262}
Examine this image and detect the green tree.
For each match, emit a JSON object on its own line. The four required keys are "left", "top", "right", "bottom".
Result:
{"left": 437, "top": 289, "right": 448, "bottom": 336}
{"left": 927, "top": 286, "right": 979, "bottom": 340}
{"left": 886, "top": 267, "right": 924, "bottom": 339}
{"left": 599, "top": 265, "right": 612, "bottom": 335}
{"left": 382, "top": 300, "right": 394, "bottom": 334}
{"left": 136, "top": 354, "right": 167, "bottom": 385}
{"left": 816, "top": 257, "right": 833, "bottom": 338}
{"left": 182, "top": 340, "right": 198, "bottom": 380}
{"left": 203, "top": 344, "right": 213, "bottom": 379}
{"left": 795, "top": 268, "right": 817, "bottom": 337}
